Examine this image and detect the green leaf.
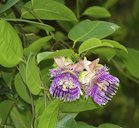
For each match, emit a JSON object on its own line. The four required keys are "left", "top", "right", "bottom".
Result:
{"left": 37, "top": 100, "right": 60, "bottom": 128}
{"left": 83, "top": 6, "right": 111, "bottom": 18}
{"left": 68, "top": 20, "right": 119, "bottom": 43}
{"left": 10, "top": 106, "right": 32, "bottom": 128}
{"left": 19, "top": 62, "right": 26, "bottom": 83}
{"left": 37, "top": 49, "right": 74, "bottom": 63}
{"left": 34, "top": 98, "right": 46, "bottom": 128}
{"left": 78, "top": 38, "right": 127, "bottom": 60}
{"left": 57, "top": 114, "right": 78, "bottom": 128}
{"left": 40, "top": 66, "right": 51, "bottom": 86}
{"left": 93, "top": 47, "right": 116, "bottom": 60}
{"left": 57, "top": 21, "right": 77, "bottom": 32}
{"left": 98, "top": 123, "right": 122, "bottom": 128}
{"left": 22, "top": 1, "right": 77, "bottom": 21}
{"left": 78, "top": 38, "right": 115, "bottom": 54}
{"left": 2, "top": 69, "right": 15, "bottom": 88}
{"left": 55, "top": 32, "right": 66, "bottom": 42}
{"left": 0, "top": 100, "right": 14, "bottom": 125}
{"left": 102, "top": 39, "right": 128, "bottom": 53}
{"left": 24, "top": 36, "right": 52, "bottom": 55}
{"left": 0, "top": 20, "right": 23, "bottom": 67}
{"left": 60, "top": 98, "right": 98, "bottom": 113}
{"left": 78, "top": 38, "right": 102, "bottom": 54}
{"left": 122, "top": 48, "right": 139, "bottom": 79}
{"left": 0, "top": 0, "right": 20, "bottom": 14}
{"left": 26, "top": 55, "right": 41, "bottom": 95}
{"left": 77, "top": 122, "right": 96, "bottom": 128}
{"left": 14, "top": 73, "right": 31, "bottom": 104}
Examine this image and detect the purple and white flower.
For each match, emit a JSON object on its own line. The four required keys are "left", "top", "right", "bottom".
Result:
{"left": 79, "top": 58, "right": 119, "bottom": 105}
{"left": 49, "top": 57, "right": 84, "bottom": 101}
{"left": 49, "top": 56, "right": 120, "bottom": 105}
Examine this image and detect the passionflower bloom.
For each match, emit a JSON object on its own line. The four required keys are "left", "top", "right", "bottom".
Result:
{"left": 49, "top": 57, "right": 84, "bottom": 101}
{"left": 79, "top": 58, "right": 119, "bottom": 105}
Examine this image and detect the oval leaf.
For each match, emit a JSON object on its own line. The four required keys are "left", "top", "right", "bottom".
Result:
{"left": 78, "top": 38, "right": 102, "bottom": 54}
{"left": 37, "top": 100, "right": 60, "bottom": 128}
{"left": 122, "top": 48, "right": 139, "bottom": 79}
{"left": 78, "top": 38, "right": 122, "bottom": 60}
{"left": 60, "top": 98, "right": 98, "bottom": 113}
{"left": 68, "top": 20, "right": 119, "bottom": 43}
{"left": 93, "top": 47, "right": 116, "bottom": 61}
{"left": 34, "top": 99, "right": 46, "bottom": 128}
{"left": 0, "top": 100, "right": 13, "bottom": 125}
{"left": 37, "top": 49, "right": 74, "bottom": 63}
{"left": 57, "top": 114, "right": 78, "bottom": 128}
{"left": 0, "top": 20, "right": 23, "bottom": 67}
{"left": 0, "top": 0, "right": 20, "bottom": 14}
{"left": 24, "top": 36, "right": 52, "bottom": 55}
{"left": 102, "top": 39, "right": 127, "bottom": 53}
{"left": 10, "top": 106, "right": 32, "bottom": 128}
{"left": 2, "top": 69, "right": 15, "bottom": 88}
{"left": 19, "top": 62, "right": 26, "bottom": 83}
{"left": 26, "top": 55, "right": 41, "bottom": 95}
{"left": 83, "top": 6, "right": 111, "bottom": 18}
{"left": 22, "top": 1, "right": 77, "bottom": 21}
{"left": 14, "top": 73, "right": 31, "bottom": 104}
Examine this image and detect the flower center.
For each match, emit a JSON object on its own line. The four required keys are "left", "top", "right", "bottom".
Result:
{"left": 59, "top": 78, "right": 75, "bottom": 91}
{"left": 58, "top": 71, "right": 78, "bottom": 91}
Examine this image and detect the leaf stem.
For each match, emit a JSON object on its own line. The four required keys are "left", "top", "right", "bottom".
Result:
{"left": 61, "top": 40, "right": 72, "bottom": 49}
{"left": 72, "top": 41, "right": 76, "bottom": 48}
{"left": 41, "top": 82, "right": 50, "bottom": 107}
{"left": 40, "top": 80, "right": 52, "bottom": 103}
{"left": 22, "top": 5, "right": 43, "bottom": 24}
{"left": 41, "top": 86, "right": 52, "bottom": 101}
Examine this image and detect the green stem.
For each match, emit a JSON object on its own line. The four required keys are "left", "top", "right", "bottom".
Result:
{"left": 22, "top": 5, "right": 43, "bottom": 24}
{"left": 76, "top": 0, "right": 80, "bottom": 19}
{"left": 23, "top": 6, "right": 50, "bottom": 36}
{"left": 61, "top": 40, "right": 72, "bottom": 49}
{"left": 44, "top": 90, "right": 47, "bottom": 107}
{"left": 41, "top": 82, "right": 49, "bottom": 107}
{"left": 40, "top": 83, "right": 52, "bottom": 102}
{"left": 72, "top": 41, "right": 77, "bottom": 49}
{"left": 43, "top": 88, "right": 52, "bottom": 101}
{"left": 2, "top": 18, "right": 46, "bottom": 27}
{"left": 2, "top": 18, "right": 51, "bottom": 36}
{"left": 30, "top": 93, "right": 35, "bottom": 128}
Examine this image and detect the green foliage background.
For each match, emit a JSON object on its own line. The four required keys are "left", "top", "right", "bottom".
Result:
{"left": 0, "top": 0, "right": 139, "bottom": 128}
